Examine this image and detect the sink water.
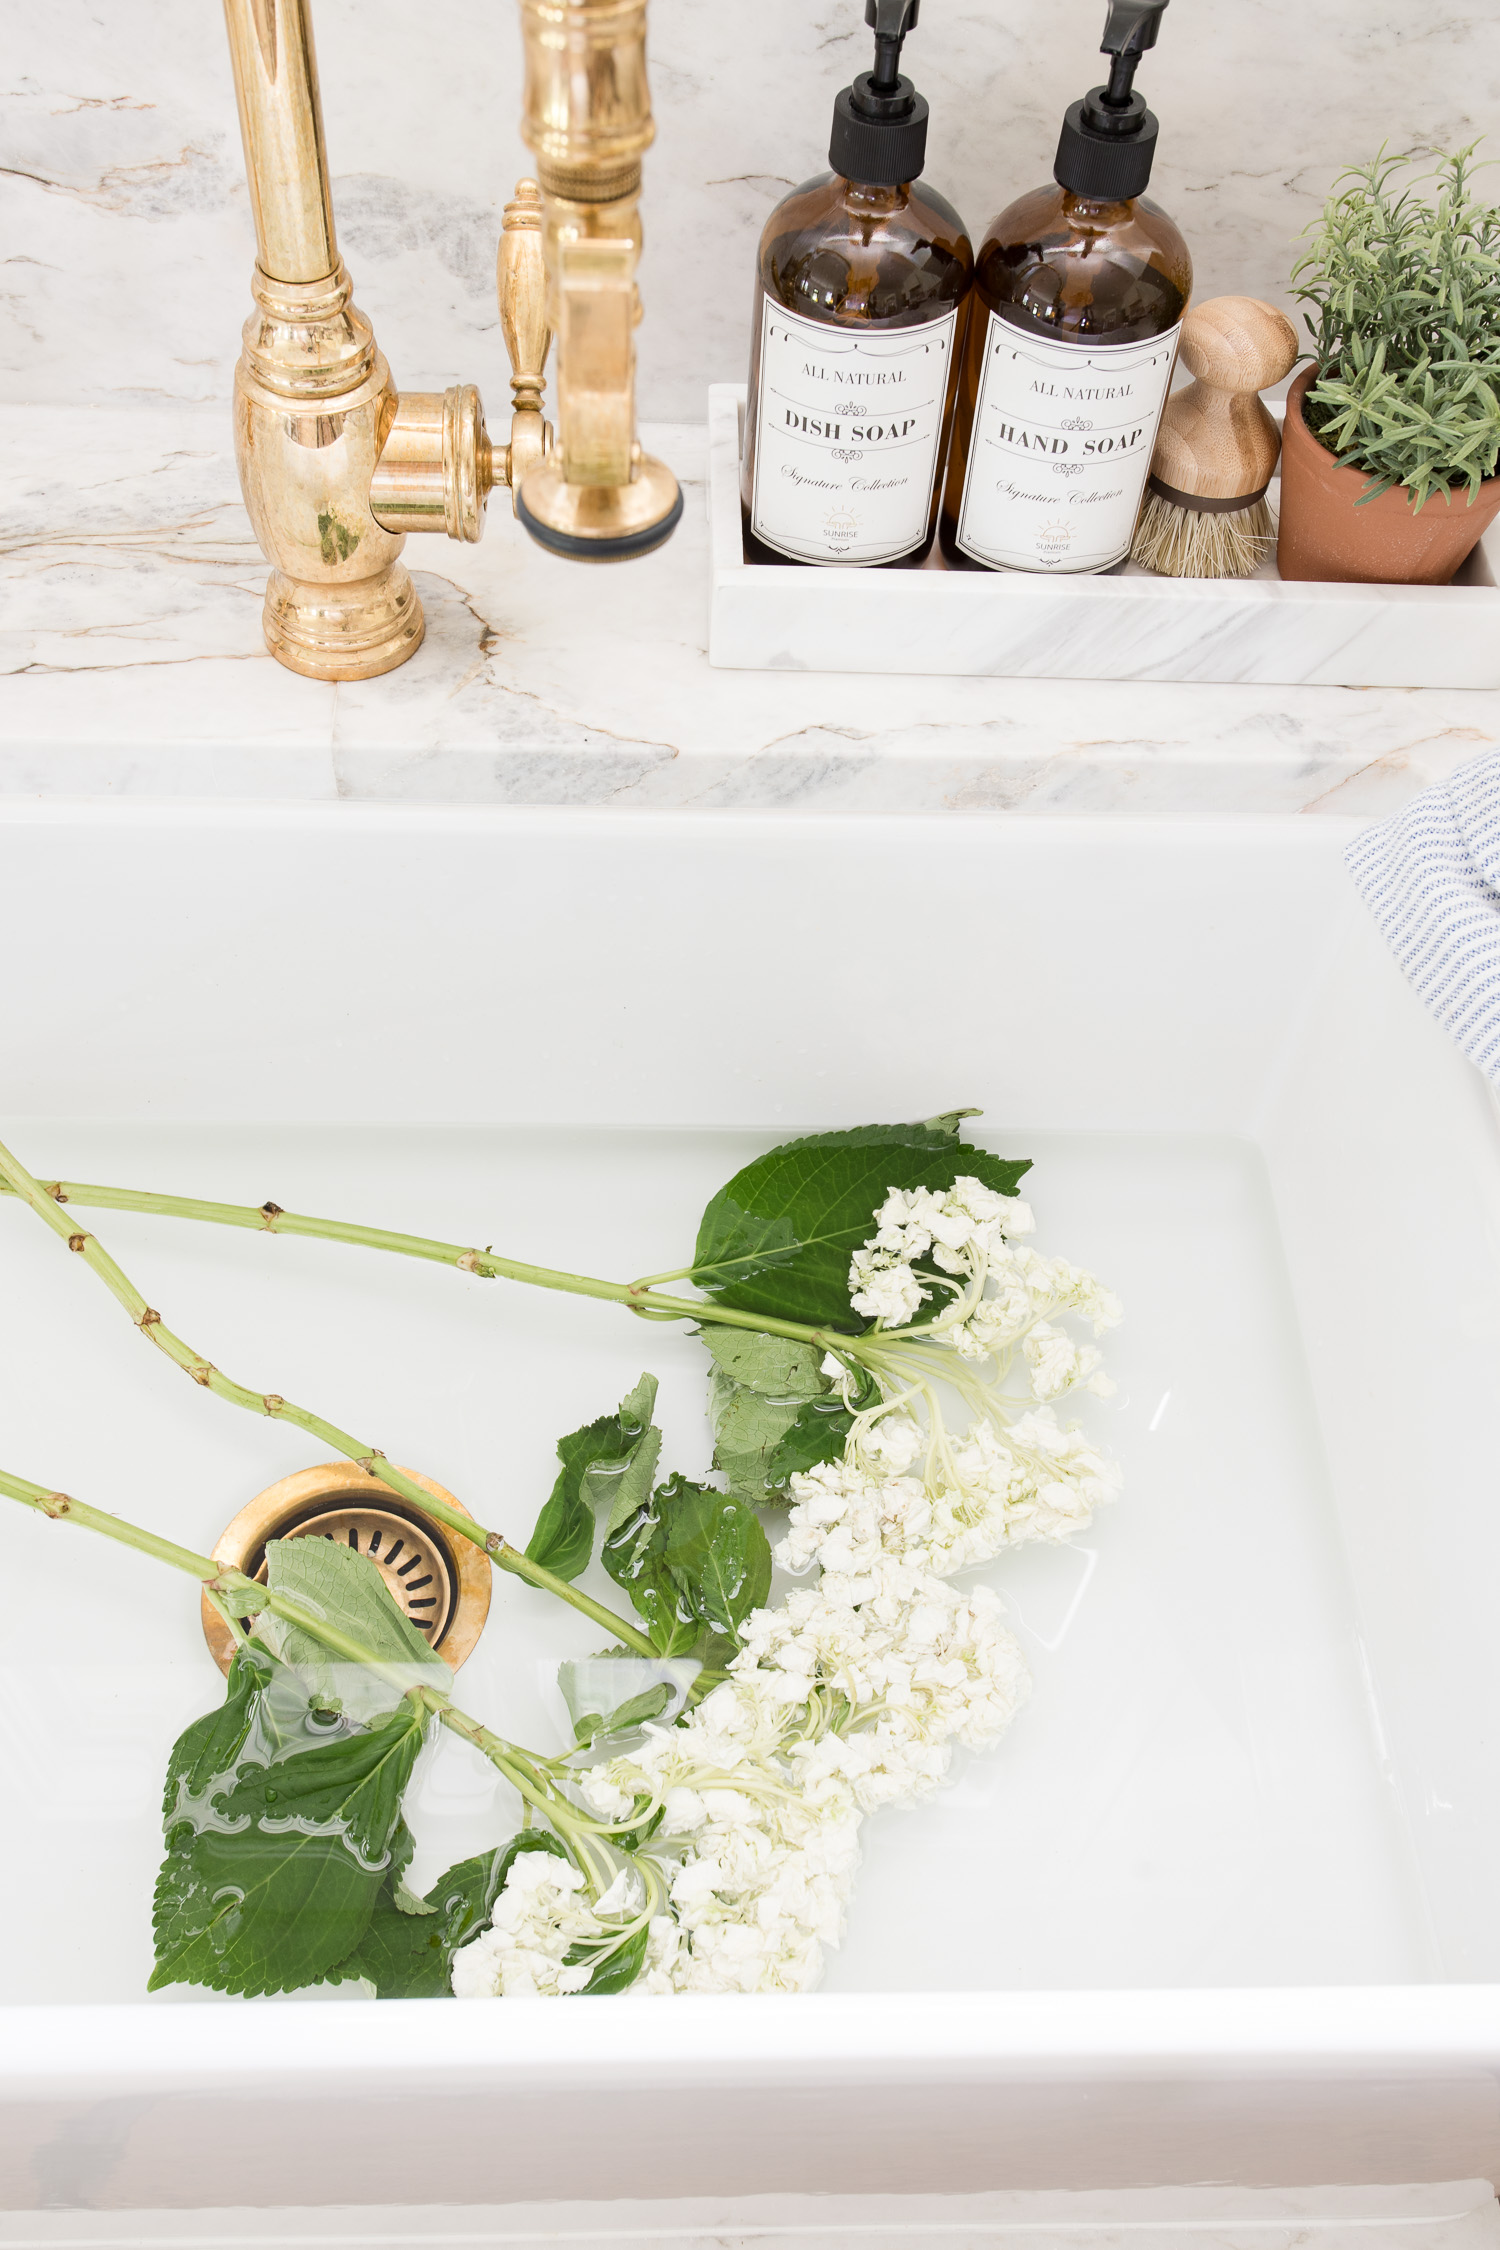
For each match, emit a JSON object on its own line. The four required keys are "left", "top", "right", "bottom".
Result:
{"left": 0, "top": 1123, "right": 1426, "bottom": 2004}
{"left": 1, "top": 804, "right": 1498, "bottom": 2208}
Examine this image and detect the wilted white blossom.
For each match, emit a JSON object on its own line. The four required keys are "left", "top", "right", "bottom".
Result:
{"left": 779, "top": 1400, "right": 1121, "bottom": 1579}
{"left": 1023, "top": 1319, "right": 1106, "bottom": 1401}
{"left": 846, "top": 1177, "right": 1118, "bottom": 1393}
{"left": 547, "top": 1426, "right": 1035, "bottom": 1998}
{"left": 845, "top": 1255, "right": 927, "bottom": 1328}
{"left": 455, "top": 1177, "right": 1121, "bottom": 2005}
{"left": 452, "top": 1852, "right": 612, "bottom": 1998}
{"left": 833, "top": 1177, "right": 1124, "bottom": 1564}
{"left": 848, "top": 1177, "right": 1035, "bottom": 1326}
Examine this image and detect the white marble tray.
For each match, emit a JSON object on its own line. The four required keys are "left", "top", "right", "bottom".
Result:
{"left": 707, "top": 385, "right": 1500, "bottom": 687}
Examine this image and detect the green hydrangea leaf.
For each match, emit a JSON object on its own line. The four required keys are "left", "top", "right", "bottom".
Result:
{"left": 691, "top": 1118, "right": 1030, "bottom": 1329}
{"left": 761, "top": 1395, "right": 860, "bottom": 1492}
{"left": 922, "top": 1108, "right": 983, "bottom": 1135}
{"left": 391, "top": 1848, "right": 438, "bottom": 1917}
{"left": 659, "top": 1474, "right": 773, "bottom": 1636}
{"left": 344, "top": 1831, "right": 568, "bottom": 1999}
{"left": 600, "top": 1682, "right": 674, "bottom": 1731}
{"left": 150, "top": 1645, "right": 429, "bottom": 1997}
{"left": 258, "top": 1536, "right": 449, "bottom": 1722}
{"left": 599, "top": 1423, "right": 662, "bottom": 1541}
{"left": 525, "top": 1375, "right": 661, "bottom": 1580}
{"left": 600, "top": 1474, "right": 771, "bottom": 1652}
{"left": 705, "top": 1335, "right": 879, "bottom": 1502}
{"left": 688, "top": 1630, "right": 740, "bottom": 1695}
{"left": 570, "top": 1682, "right": 673, "bottom": 1746}
{"left": 558, "top": 1653, "right": 699, "bottom": 1742}
{"left": 564, "top": 1920, "right": 649, "bottom": 1996}
{"left": 155, "top": 1638, "right": 266, "bottom": 1833}
{"left": 600, "top": 1488, "right": 701, "bottom": 1656}
{"left": 699, "top": 1328, "right": 831, "bottom": 1398}
{"left": 708, "top": 1368, "right": 805, "bottom": 1499}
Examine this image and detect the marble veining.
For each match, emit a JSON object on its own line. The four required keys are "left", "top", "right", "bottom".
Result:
{"left": 704, "top": 391, "right": 1500, "bottom": 692}
{"left": 3, "top": 403, "right": 1499, "bottom": 813}
{"left": 4, "top": 1, "right": 1498, "bottom": 420}
{"left": 6, "top": 0, "right": 1498, "bottom": 811}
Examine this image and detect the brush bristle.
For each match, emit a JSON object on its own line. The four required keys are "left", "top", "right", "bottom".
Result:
{"left": 1130, "top": 492, "right": 1277, "bottom": 579}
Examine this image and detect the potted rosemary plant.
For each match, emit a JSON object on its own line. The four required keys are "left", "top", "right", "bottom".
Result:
{"left": 1278, "top": 145, "right": 1500, "bottom": 583}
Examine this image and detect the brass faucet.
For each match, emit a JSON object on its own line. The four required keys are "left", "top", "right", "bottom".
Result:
{"left": 221, "top": 0, "right": 681, "bottom": 681}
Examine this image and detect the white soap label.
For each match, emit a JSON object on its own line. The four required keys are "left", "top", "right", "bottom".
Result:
{"left": 749, "top": 294, "right": 958, "bottom": 566}
{"left": 956, "top": 313, "right": 1182, "bottom": 573}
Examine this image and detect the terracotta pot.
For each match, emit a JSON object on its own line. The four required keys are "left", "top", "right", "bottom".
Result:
{"left": 1276, "top": 366, "right": 1500, "bottom": 584}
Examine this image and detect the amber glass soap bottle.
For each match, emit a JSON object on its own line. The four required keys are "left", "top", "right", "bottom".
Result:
{"left": 940, "top": 0, "right": 1191, "bottom": 575}
{"left": 741, "top": 0, "right": 972, "bottom": 570}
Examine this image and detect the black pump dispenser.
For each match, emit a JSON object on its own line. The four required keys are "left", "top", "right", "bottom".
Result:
{"left": 740, "top": 0, "right": 971, "bottom": 569}
{"left": 829, "top": 0, "right": 929, "bottom": 188}
{"left": 1054, "top": 0, "right": 1170, "bottom": 202}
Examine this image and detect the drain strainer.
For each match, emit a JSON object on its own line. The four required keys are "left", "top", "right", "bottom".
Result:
{"left": 201, "top": 1462, "right": 491, "bottom": 1676}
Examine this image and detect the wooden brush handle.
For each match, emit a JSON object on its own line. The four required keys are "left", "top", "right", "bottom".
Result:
{"left": 1151, "top": 295, "right": 1300, "bottom": 503}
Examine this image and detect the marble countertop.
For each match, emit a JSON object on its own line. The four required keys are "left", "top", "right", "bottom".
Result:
{"left": 4, "top": 400, "right": 1498, "bottom": 816}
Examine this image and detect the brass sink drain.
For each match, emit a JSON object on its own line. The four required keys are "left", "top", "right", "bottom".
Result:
{"left": 201, "top": 1462, "right": 491, "bottom": 1676}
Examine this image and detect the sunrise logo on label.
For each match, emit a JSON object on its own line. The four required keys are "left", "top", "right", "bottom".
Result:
{"left": 956, "top": 313, "right": 1181, "bottom": 574}
{"left": 749, "top": 295, "right": 958, "bottom": 567}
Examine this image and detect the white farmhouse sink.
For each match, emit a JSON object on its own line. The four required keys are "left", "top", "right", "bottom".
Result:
{"left": 1, "top": 804, "right": 1499, "bottom": 2218}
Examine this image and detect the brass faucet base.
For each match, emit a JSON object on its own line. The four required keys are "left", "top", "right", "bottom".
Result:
{"left": 517, "top": 451, "right": 682, "bottom": 560}
{"left": 232, "top": 260, "right": 425, "bottom": 681}
{"left": 263, "top": 562, "right": 425, "bottom": 680}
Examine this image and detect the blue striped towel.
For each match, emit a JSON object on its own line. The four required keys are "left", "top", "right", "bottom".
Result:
{"left": 1346, "top": 750, "right": 1500, "bottom": 1082}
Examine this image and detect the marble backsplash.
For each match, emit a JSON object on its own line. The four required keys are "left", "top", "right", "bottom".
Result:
{"left": 3, "top": 0, "right": 1497, "bottom": 424}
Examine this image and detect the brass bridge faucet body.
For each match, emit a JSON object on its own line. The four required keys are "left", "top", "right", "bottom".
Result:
{"left": 221, "top": 0, "right": 680, "bottom": 682}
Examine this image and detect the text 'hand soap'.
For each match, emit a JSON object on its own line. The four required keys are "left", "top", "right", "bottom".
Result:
{"left": 940, "top": 0, "right": 1191, "bottom": 576}
{"left": 741, "top": 0, "right": 973, "bottom": 570}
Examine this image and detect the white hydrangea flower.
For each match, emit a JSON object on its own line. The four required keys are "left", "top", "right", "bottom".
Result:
{"left": 821, "top": 1351, "right": 862, "bottom": 1403}
{"left": 457, "top": 1177, "right": 1120, "bottom": 2006}
{"left": 862, "top": 1412, "right": 925, "bottom": 1476}
{"left": 1032, "top": 1254, "right": 1123, "bottom": 1335}
{"left": 848, "top": 1177, "right": 1037, "bottom": 1327}
{"left": 848, "top": 1252, "right": 928, "bottom": 1327}
{"left": 580, "top": 1773, "right": 635, "bottom": 1821}
{"left": 777, "top": 1385, "right": 1120, "bottom": 1581}
{"left": 1023, "top": 1319, "right": 1114, "bottom": 1401}
{"left": 566, "top": 1439, "right": 1034, "bottom": 1998}
{"left": 1008, "top": 1407, "right": 1124, "bottom": 1525}
{"left": 593, "top": 1865, "right": 645, "bottom": 1918}
{"left": 451, "top": 1852, "right": 609, "bottom": 1998}
{"left": 845, "top": 1178, "right": 1120, "bottom": 1418}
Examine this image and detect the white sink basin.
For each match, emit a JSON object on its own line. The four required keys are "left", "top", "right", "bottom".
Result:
{"left": 1, "top": 803, "right": 1498, "bottom": 2213}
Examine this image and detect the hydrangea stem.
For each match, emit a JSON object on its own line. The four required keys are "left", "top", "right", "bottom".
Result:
{"left": 0, "top": 1135, "right": 658, "bottom": 1662}
{"left": 0, "top": 1172, "right": 856, "bottom": 1351}
{"left": 0, "top": 1465, "right": 626, "bottom": 1862}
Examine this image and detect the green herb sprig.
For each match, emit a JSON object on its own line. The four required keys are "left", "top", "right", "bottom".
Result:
{"left": 1291, "top": 143, "right": 1500, "bottom": 508}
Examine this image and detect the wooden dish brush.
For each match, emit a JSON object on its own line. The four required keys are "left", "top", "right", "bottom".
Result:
{"left": 1131, "top": 295, "right": 1300, "bottom": 578}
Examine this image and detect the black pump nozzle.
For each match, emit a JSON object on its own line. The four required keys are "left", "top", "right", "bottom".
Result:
{"left": 1055, "top": 0, "right": 1170, "bottom": 200}
{"left": 1095, "top": 0, "right": 1169, "bottom": 113}
{"left": 866, "top": 0, "right": 921, "bottom": 95}
{"left": 830, "top": 0, "right": 930, "bottom": 187}
{"left": 1101, "top": 2, "right": 1167, "bottom": 63}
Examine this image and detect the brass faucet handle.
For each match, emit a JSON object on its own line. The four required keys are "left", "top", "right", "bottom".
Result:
{"left": 500, "top": 180, "right": 551, "bottom": 416}
{"left": 497, "top": 179, "right": 553, "bottom": 511}
{"left": 370, "top": 385, "right": 490, "bottom": 543}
